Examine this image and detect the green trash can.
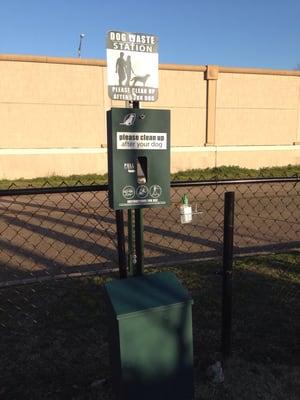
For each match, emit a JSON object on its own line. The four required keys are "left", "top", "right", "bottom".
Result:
{"left": 104, "top": 271, "right": 194, "bottom": 400}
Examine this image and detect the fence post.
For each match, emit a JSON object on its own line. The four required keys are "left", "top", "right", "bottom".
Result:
{"left": 221, "top": 191, "right": 235, "bottom": 359}
{"left": 115, "top": 210, "right": 127, "bottom": 279}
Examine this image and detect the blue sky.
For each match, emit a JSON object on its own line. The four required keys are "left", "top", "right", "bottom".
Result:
{"left": 1, "top": 0, "right": 299, "bottom": 70}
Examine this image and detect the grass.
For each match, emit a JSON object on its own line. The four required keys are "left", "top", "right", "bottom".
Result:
{"left": 0, "top": 252, "right": 299, "bottom": 399}
{"left": 0, "top": 164, "right": 299, "bottom": 189}
{"left": 0, "top": 173, "right": 108, "bottom": 190}
{"left": 171, "top": 164, "right": 300, "bottom": 181}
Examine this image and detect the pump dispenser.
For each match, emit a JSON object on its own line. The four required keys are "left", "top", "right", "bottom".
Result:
{"left": 180, "top": 194, "right": 192, "bottom": 224}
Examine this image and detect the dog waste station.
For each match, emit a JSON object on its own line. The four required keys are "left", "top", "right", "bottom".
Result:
{"left": 105, "top": 30, "right": 194, "bottom": 400}
{"left": 107, "top": 107, "right": 170, "bottom": 210}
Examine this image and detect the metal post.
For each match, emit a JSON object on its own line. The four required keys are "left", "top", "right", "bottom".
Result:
{"left": 127, "top": 209, "right": 135, "bottom": 274}
{"left": 77, "top": 33, "right": 85, "bottom": 58}
{"left": 134, "top": 208, "right": 144, "bottom": 275}
{"left": 131, "top": 100, "right": 144, "bottom": 276}
{"left": 221, "top": 191, "right": 235, "bottom": 359}
{"left": 115, "top": 210, "right": 127, "bottom": 279}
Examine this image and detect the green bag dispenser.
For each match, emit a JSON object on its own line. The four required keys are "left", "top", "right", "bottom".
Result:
{"left": 105, "top": 272, "right": 194, "bottom": 400}
{"left": 107, "top": 107, "right": 170, "bottom": 210}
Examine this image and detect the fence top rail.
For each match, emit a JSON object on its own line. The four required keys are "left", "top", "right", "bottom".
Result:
{"left": 0, "top": 183, "right": 108, "bottom": 198}
{"left": 171, "top": 176, "right": 300, "bottom": 188}
{"left": 0, "top": 176, "right": 298, "bottom": 198}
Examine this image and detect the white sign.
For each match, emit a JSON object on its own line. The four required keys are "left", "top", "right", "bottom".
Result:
{"left": 107, "top": 30, "right": 159, "bottom": 102}
{"left": 117, "top": 132, "right": 167, "bottom": 150}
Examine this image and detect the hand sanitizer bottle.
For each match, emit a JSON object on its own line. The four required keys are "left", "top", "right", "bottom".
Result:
{"left": 180, "top": 194, "right": 192, "bottom": 224}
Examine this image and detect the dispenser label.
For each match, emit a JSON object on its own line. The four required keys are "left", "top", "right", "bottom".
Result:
{"left": 117, "top": 132, "right": 167, "bottom": 150}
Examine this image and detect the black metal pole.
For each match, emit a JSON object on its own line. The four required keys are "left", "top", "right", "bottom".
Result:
{"left": 134, "top": 208, "right": 144, "bottom": 275}
{"left": 127, "top": 209, "right": 135, "bottom": 274}
{"left": 115, "top": 210, "right": 127, "bottom": 279}
{"left": 131, "top": 100, "right": 144, "bottom": 276}
{"left": 221, "top": 191, "right": 235, "bottom": 359}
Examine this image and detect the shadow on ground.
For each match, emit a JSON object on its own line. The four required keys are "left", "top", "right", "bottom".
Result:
{"left": 0, "top": 252, "right": 299, "bottom": 399}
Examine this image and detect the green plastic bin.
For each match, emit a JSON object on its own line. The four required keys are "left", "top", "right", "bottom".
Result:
{"left": 104, "top": 271, "right": 194, "bottom": 400}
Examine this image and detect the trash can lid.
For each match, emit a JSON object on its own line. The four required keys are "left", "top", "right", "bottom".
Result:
{"left": 105, "top": 272, "right": 193, "bottom": 319}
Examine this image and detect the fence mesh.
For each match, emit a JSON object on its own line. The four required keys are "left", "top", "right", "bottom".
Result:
{"left": 144, "top": 179, "right": 299, "bottom": 264}
{"left": 0, "top": 179, "right": 298, "bottom": 287}
{"left": 0, "top": 188, "right": 117, "bottom": 285}
{"left": 0, "top": 178, "right": 299, "bottom": 399}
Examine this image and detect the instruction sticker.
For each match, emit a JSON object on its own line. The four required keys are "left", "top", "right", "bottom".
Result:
{"left": 117, "top": 132, "right": 167, "bottom": 150}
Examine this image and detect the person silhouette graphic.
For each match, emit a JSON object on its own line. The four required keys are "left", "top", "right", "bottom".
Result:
{"left": 125, "top": 56, "right": 135, "bottom": 86}
{"left": 115, "top": 52, "right": 126, "bottom": 86}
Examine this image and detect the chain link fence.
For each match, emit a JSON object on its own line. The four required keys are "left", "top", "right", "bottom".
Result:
{"left": 0, "top": 178, "right": 298, "bottom": 287}
{"left": 0, "top": 185, "right": 117, "bottom": 286}
{"left": 0, "top": 177, "right": 299, "bottom": 398}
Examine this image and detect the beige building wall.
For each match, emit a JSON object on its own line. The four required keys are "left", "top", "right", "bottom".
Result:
{"left": 0, "top": 59, "right": 106, "bottom": 148}
{"left": 0, "top": 55, "right": 299, "bottom": 179}
{"left": 216, "top": 72, "right": 300, "bottom": 146}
